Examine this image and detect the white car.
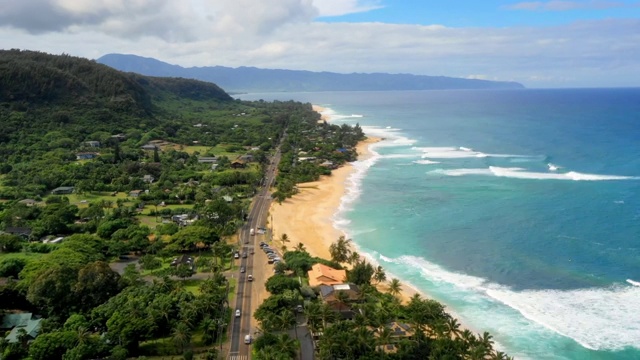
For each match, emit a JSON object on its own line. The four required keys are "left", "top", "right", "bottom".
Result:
{"left": 235, "top": 309, "right": 241, "bottom": 317}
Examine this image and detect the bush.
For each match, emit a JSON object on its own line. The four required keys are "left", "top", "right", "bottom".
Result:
{"left": 0, "top": 258, "right": 27, "bottom": 278}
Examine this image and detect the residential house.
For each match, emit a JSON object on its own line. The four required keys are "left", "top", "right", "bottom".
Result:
{"left": 142, "top": 175, "right": 155, "bottom": 183}
{"left": 373, "top": 322, "right": 414, "bottom": 353}
{"left": 111, "top": 134, "right": 126, "bottom": 141}
{"left": 239, "top": 154, "right": 254, "bottom": 162}
{"left": 3, "top": 227, "right": 32, "bottom": 239}
{"left": 129, "top": 190, "right": 143, "bottom": 198}
{"left": 198, "top": 156, "right": 218, "bottom": 163}
{"left": 18, "top": 199, "right": 38, "bottom": 206}
{"left": 298, "top": 157, "right": 317, "bottom": 162}
{"left": 76, "top": 152, "right": 99, "bottom": 160}
{"left": 222, "top": 195, "right": 233, "bottom": 203}
{"left": 320, "top": 160, "right": 335, "bottom": 169}
{"left": 1, "top": 313, "right": 43, "bottom": 344}
{"left": 84, "top": 141, "right": 101, "bottom": 148}
{"left": 230, "top": 159, "right": 246, "bottom": 169}
{"left": 141, "top": 144, "right": 159, "bottom": 151}
{"left": 51, "top": 186, "right": 74, "bottom": 195}
{"left": 308, "top": 263, "right": 346, "bottom": 287}
{"left": 319, "top": 283, "right": 360, "bottom": 318}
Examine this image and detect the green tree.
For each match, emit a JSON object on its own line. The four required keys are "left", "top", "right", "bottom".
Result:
{"left": 373, "top": 265, "right": 386, "bottom": 284}
{"left": 346, "top": 260, "right": 374, "bottom": 286}
{"left": 74, "top": 261, "right": 121, "bottom": 312}
{"left": 387, "top": 278, "right": 402, "bottom": 298}
{"left": 27, "top": 265, "right": 78, "bottom": 317}
{"left": 0, "top": 234, "right": 23, "bottom": 253}
{"left": 265, "top": 274, "right": 301, "bottom": 294}
{"left": 329, "top": 236, "right": 352, "bottom": 264}
{"left": 0, "top": 258, "right": 27, "bottom": 277}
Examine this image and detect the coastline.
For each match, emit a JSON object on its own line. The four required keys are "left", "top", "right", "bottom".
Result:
{"left": 267, "top": 123, "right": 419, "bottom": 304}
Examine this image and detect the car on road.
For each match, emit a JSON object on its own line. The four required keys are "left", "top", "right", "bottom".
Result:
{"left": 240, "top": 266, "right": 246, "bottom": 273}
{"left": 235, "top": 309, "right": 241, "bottom": 317}
{"left": 242, "top": 252, "right": 247, "bottom": 258}
{"left": 248, "top": 274, "right": 253, "bottom": 281}
{"left": 234, "top": 252, "right": 239, "bottom": 259}
{"left": 296, "top": 304, "right": 304, "bottom": 313}
{"left": 244, "top": 334, "right": 252, "bottom": 344}
{"left": 250, "top": 249, "right": 254, "bottom": 255}
{"left": 264, "top": 248, "right": 274, "bottom": 253}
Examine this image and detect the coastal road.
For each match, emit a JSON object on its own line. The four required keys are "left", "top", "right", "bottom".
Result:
{"left": 227, "top": 139, "right": 284, "bottom": 360}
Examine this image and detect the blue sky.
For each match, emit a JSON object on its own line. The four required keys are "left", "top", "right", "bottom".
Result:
{"left": 321, "top": 0, "right": 640, "bottom": 27}
{"left": 0, "top": 0, "right": 639, "bottom": 88}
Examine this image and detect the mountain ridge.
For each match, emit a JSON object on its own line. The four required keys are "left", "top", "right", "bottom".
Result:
{"left": 97, "top": 53, "right": 525, "bottom": 92}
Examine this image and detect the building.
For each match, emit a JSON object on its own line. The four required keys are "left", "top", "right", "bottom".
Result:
{"left": 51, "top": 186, "right": 74, "bottom": 195}
{"left": 141, "top": 144, "right": 159, "bottom": 151}
{"left": 111, "top": 134, "right": 126, "bottom": 141}
{"left": 18, "top": 199, "right": 38, "bottom": 206}
{"left": 142, "top": 175, "right": 155, "bottom": 183}
{"left": 239, "top": 154, "right": 254, "bottom": 162}
{"left": 319, "top": 283, "right": 360, "bottom": 317}
{"left": 230, "top": 159, "right": 246, "bottom": 169}
{"left": 76, "top": 152, "right": 98, "bottom": 160}
{"left": 3, "top": 227, "right": 32, "bottom": 239}
{"left": 198, "top": 156, "right": 218, "bottom": 163}
{"left": 84, "top": 141, "right": 101, "bottom": 147}
{"left": 1, "top": 313, "right": 43, "bottom": 344}
{"left": 129, "top": 190, "right": 143, "bottom": 198}
{"left": 374, "top": 322, "right": 414, "bottom": 353}
{"left": 308, "top": 263, "right": 346, "bottom": 287}
{"left": 222, "top": 195, "right": 233, "bottom": 203}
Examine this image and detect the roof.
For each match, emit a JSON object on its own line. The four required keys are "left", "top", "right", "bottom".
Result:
{"left": 308, "top": 263, "right": 346, "bottom": 287}
{"left": 318, "top": 283, "right": 360, "bottom": 302}
{"left": 5, "top": 318, "right": 42, "bottom": 343}
{"left": 52, "top": 186, "right": 74, "bottom": 191}
{"left": 18, "top": 199, "right": 37, "bottom": 204}
{"left": 1, "top": 313, "right": 31, "bottom": 329}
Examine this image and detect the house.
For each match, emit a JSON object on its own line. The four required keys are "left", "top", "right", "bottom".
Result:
{"left": 141, "top": 144, "right": 159, "bottom": 151}
{"left": 308, "top": 263, "right": 346, "bottom": 287}
{"left": 111, "top": 134, "right": 126, "bottom": 141}
{"left": 129, "top": 190, "right": 143, "bottom": 198}
{"left": 320, "top": 160, "right": 335, "bottom": 168}
{"left": 230, "top": 160, "right": 246, "bottom": 169}
{"left": 319, "top": 283, "right": 360, "bottom": 317}
{"left": 18, "top": 199, "right": 38, "bottom": 206}
{"left": 76, "top": 152, "right": 98, "bottom": 160}
{"left": 211, "top": 164, "right": 219, "bottom": 171}
{"left": 3, "top": 227, "right": 32, "bottom": 239}
{"left": 51, "top": 186, "right": 74, "bottom": 195}
{"left": 298, "top": 157, "right": 317, "bottom": 162}
{"left": 373, "top": 322, "right": 414, "bottom": 353}
{"left": 84, "top": 141, "right": 101, "bottom": 148}
{"left": 198, "top": 156, "right": 218, "bottom": 163}
{"left": 142, "top": 175, "right": 155, "bottom": 183}
{"left": 1, "top": 313, "right": 43, "bottom": 344}
{"left": 222, "top": 195, "right": 233, "bottom": 203}
{"left": 172, "top": 214, "right": 198, "bottom": 227}
{"left": 239, "top": 154, "right": 254, "bottom": 162}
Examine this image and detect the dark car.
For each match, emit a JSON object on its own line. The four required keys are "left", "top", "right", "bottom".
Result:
{"left": 242, "top": 252, "right": 247, "bottom": 258}
{"left": 240, "top": 266, "right": 246, "bottom": 273}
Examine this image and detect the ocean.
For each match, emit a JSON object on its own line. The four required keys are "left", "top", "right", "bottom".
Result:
{"left": 238, "top": 89, "right": 640, "bottom": 359}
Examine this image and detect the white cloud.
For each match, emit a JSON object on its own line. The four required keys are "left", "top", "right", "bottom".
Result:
{"left": 312, "top": 0, "right": 383, "bottom": 17}
{"left": 0, "top": 1, "right": 639, "bottom": 87}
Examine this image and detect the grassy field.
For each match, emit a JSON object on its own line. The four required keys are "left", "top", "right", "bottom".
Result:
{"left": 183, "top": 144, "right": 244, "bottom": 159}
{"left": 46, "top": 191, "right": 129, "bottom": 209}
{"left": 0, "top": 251, "right": 46, "bottom": 262}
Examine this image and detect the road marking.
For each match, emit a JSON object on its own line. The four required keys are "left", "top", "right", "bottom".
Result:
{"left": 228, "top": 355, "right": 248, "bottom": 360}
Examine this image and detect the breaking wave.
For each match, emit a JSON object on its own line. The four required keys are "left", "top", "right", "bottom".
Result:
{"left": 429, "top": 166, "right": 638, "bottom": 181}
{"left": 378, "top": 254, "right": 640, "bottom": 351}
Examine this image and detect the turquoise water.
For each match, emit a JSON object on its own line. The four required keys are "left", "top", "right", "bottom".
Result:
{"left": 239, "top": 89, "right": 640, "bottom": 359}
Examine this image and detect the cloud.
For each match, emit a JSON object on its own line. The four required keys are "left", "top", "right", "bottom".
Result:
{"left": 506, "top": 1, "right": 632, "bottom": 11}
{"left": 313, "top": 0, "right": 384, "bottom": 17}
{"left": 0, "top": 1, "right": 639, "bottom": 87}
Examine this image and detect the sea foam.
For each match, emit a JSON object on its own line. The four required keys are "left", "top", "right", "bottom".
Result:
{"left": 380, "top": 254, "right": 640, "bottom": 351}
{"left": 429, "top": 166, "right": 638, "bottom": 181}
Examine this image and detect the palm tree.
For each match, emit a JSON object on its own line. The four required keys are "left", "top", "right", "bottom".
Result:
{"left": 318, "top": 303, "right": 337, "bottom": 330}
{"left": 272, "top": 333, "right": 299, "bottom": 359}
{"left": 335, "top": 290, "right": 350, "bottom": 313}
{"left": 445, "top": 317, "right": 462, "bottom": 339}
{"left": 171, "top": 322, "right": 192, "bottom": 353}
{"left": 280, "top": 233, "right": 290, "bottom": 251}
{"left": 387, "top": 278, "right": 402, "bottom": 298}
{"left": 294, "top": 242, "right": 306, "bottom": 252}
{"left": 329, "top": 235, "right": 352, "bottom": 263}
{"left": 373, "top": 265, "right": 387, "bottom": 284}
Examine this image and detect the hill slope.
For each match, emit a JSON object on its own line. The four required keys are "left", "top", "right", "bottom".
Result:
{"left": 98, "top": 53, "right": 525, "bottom": 92}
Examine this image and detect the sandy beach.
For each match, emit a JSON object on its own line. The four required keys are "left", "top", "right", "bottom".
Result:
{"left": 249, "top": 110, "right": 416, "bottom": 332}
{"left": 312, "top": 105, "right": 331, "bottom": 123}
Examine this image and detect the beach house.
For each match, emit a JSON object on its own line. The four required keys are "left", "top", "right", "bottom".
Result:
{"left": 307, "top": 263, "right": 346, "bottom": 287}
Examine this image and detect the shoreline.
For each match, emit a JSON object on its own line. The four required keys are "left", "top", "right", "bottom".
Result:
{"left": 268, "top": 117, "right": 420, "bottom": 304}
